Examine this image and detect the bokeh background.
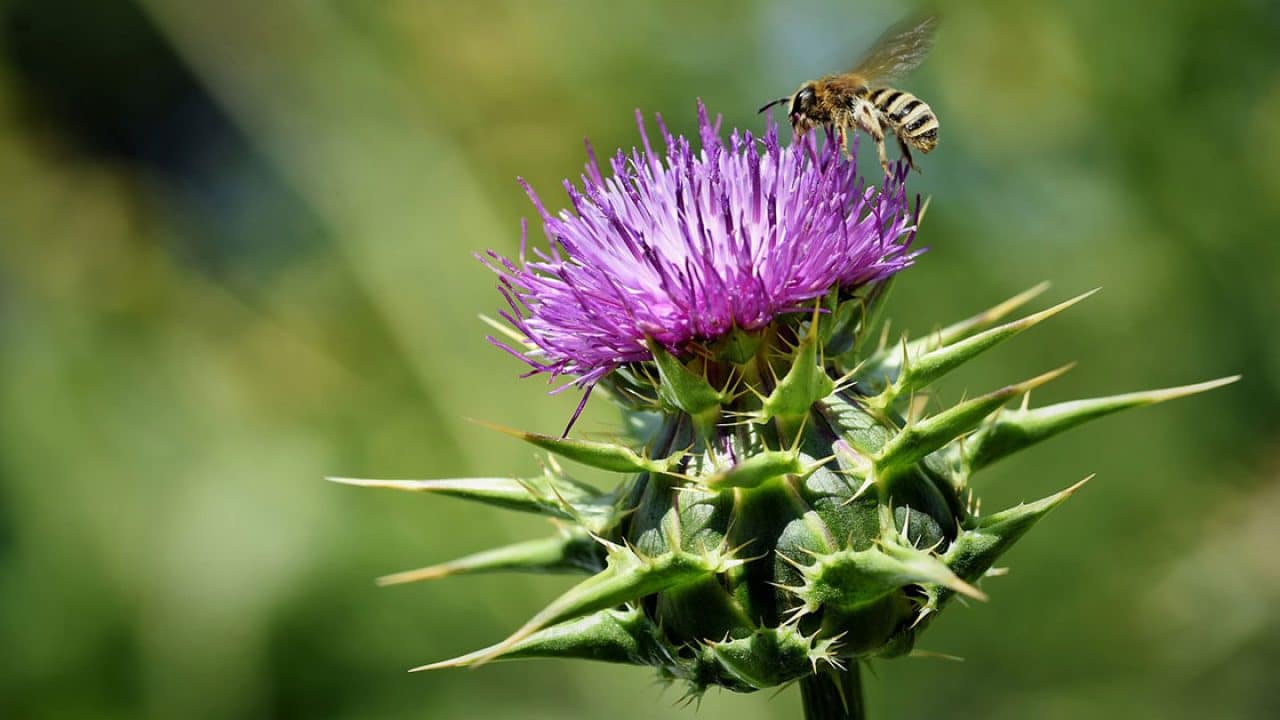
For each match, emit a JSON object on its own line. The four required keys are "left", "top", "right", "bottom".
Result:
{"left": 1, "top": 0, "right": 1277, "bottom": 718}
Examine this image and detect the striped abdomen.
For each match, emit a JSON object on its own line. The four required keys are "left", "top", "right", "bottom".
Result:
{"left": 868, "top": 87, "right": 938, "bottom": 152}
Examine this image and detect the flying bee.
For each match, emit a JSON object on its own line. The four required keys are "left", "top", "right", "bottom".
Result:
{"left": 760, "top": 15, "right": 939, "bottom": 176}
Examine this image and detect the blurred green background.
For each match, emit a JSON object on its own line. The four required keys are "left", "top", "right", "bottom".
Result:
{"left": 1, "top": 0, "right": 1277, "bottom": 718}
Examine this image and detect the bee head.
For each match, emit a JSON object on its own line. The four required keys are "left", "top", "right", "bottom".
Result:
{"left": 790, "top": 85, "right": 817, "bottom": 119}
{"left": 758, "top": 84, "right": 820, "bottom": 133}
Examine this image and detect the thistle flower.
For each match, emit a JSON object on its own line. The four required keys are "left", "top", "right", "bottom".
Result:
{"left": 334, "top": 102, "right": 1235, "bottom": 719}
{"left": 484, "top": 102, "right": 919, "bottom": 388}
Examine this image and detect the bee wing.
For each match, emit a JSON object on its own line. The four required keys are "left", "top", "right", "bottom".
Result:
{"left": 848, "top": 14, "right": 938, "bottom": 85}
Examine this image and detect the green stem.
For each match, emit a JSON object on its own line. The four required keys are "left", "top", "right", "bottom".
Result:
{"left": 800, "top": 665, "right": 866, "bottom": 720}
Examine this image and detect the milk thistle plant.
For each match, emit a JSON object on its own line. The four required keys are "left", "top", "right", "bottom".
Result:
{"left": 335, "top": 102, "right": 1234, "bottom": 719}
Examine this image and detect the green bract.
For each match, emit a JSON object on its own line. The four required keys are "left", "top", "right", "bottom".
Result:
{"left": 334, "top": 284, "right": 1235, "bottom": 711}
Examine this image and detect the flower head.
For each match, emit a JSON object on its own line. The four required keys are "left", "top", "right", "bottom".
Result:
{"left": 344, "top": 98, "right": 1239, "bottom": 720}
{"left": 485, "top": 101, "right": 921, "bottom": 387}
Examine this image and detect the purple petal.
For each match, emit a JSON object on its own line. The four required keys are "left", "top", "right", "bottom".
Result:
{"left": 484, "top": 101, "right": 920, "bottom": 386}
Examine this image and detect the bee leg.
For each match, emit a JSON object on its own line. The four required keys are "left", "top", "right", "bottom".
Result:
{"left": 837, "top": 127, "right": 851, "bottom": 159}
{"left": 855, "top": 103, "right": 891, "bottom": 177}
{"left": 875, "top": 135, "right": 891, "bottom": 177}
{"left": 897, "top": 135, "right": 919, "bottom": 173}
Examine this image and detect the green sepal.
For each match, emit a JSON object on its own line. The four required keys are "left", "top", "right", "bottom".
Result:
{"left": 868, "top": 289, "right": 1096, "bottom": 411}
{"left": 826, "top": 277, "right": 896, "bottom": 362}
{"left": 647, "top": 339, "right": 725, "bottom": 434}
{"left": 795, "top": 538, "right": 983, "bottom": 615}
{"left": 818, "top": 293, "right": 862, "bottom": 358}
{"left": 703, "top": 627, "right": 821, "bottom": 690}
{"left": 859, "top": 283, "right": 1050, "bottom": 387}
{"left": 411, "top": 608, "right": 665, "bottom": 671}
{"left": 705, "top": 450, "right": 804, "bottom": 489}
{"left": 852, "top": 277, "right": 896, "bottom": 355}
{"left": 963, "top": 375, "right": 1240, "bottom": 472}
{"left": 471, "top": 543, "right": 745, "bottom": 666}
{"left": 940, "top": 476, "right": 1091, "bottom": 602}
{"left": 597, "top": 366, "right": 662, "bottom": 410}
{"left": 761, "top": 315, "right": 835, "bottom": 425}
{"left": 928, "top": 282, "right": 1050, "bottom": 345}
{"left": 713, "top": 326, "right": 763, "bottom": 364}
{"left": 327, "top": 471, "right": 602, "bottom": 520}
{"left": 476, "top": 420, "right": 675, "bottom": 474}
{"left": 377, "top": 527, "right": 603, "bottom": 586}
{"left": 875, "top": 365, "right": 1071, "bottom": 478}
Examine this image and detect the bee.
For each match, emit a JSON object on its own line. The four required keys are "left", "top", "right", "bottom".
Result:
{"left": 759, "top": 15, "right": 939, "bottom": 176}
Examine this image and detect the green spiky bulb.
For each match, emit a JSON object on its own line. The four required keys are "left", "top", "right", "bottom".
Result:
{"left": 333, "top": 284, "right": 1235, "bottom": 706}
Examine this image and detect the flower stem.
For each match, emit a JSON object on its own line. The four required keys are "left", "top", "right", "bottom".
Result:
{"left": 800, "top": 666, "right": 866, "bottom": 720}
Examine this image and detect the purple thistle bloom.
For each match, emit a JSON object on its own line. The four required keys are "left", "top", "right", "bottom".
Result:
{"left": 484, "top": 101, "right": 921, "bottom": 388}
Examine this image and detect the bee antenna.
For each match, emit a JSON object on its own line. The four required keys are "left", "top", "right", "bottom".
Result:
{"left": 758, "top": 97, "right": 789, "bottom": 114}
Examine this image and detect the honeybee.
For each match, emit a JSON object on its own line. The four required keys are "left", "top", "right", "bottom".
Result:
{"left": 760, "top": 15, "right": 939, "bottom": 176}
